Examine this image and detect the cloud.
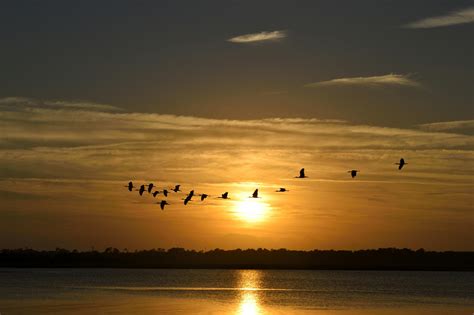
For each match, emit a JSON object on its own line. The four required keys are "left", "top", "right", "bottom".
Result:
{"left": 227, "top": 30, "right": 286, "bottom": 43}
{"left": 0, "top": 97, "right": 471, "bottom": 152}
{"left": 1, "top": 97, "right": 472, "bottom": 185}
{"left": 404, "top": 6, "right": 474, "bottom": 29}
{"left": 0, "top": 96, "right": 122, "bottom": 112}
{"left": 261, "top": 90, "right": 288, "bottom": 96}
{"left": 419, "top": 120, "right": 474, "bottom": 134}
{"left": 304, "top": 74, "right": 420, "bottom": 88}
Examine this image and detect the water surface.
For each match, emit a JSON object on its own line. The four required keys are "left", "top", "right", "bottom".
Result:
{"left": 0, "top": 268, "right": 472, "bottom": 314}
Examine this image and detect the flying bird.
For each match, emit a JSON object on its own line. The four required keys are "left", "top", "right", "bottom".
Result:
{"left": 276, "top": 188, "right": 288, "bottom": 192}
{"left": 125, "top": 181, "right": 134, "bottom": 192}
{"left": 147, "top": 183, "right": 154, "bottom": 193}
{"left": 395, "top": 158, "right": 407, "bottom": 170}
{"left": 183, "top": 190, "right": 194, "bottom": 205}
{"left": 250, "top": 189, "right": 259, "bottom": 198}
{"left": 296, "top": 168, "right": 307, "bottom": 178}
{"left": 348, "top": 170, "right": 359, "bottom": 178}
{"left": 200, "top": 194, "right": 209, "bottom": 201}
{"left": 152, "top": 191, "right": 159, "bottom": 198}
{"left": 159, "top": 200, "right": 169, "bottom": 210}
{"left": 219, "top": 192, "right": 229, "bottom": 199}
{"left": 138, "top": 184, "right": 146, "bottom": 195}
{"left": 172, "top": 185, "right": 181, "bottom": 192}
{"left": 184, "top": 195, "right": 192, "bottom": 205}
{"left": 162, "top": 189, "right": 169, "bottom": 197}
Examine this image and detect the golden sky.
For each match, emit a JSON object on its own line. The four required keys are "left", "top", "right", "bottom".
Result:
{"left": 1, "top": 97, "right": 472, "bottom": 250}
{"left": 0, "top": 2, "right": 473, "bottom": 251}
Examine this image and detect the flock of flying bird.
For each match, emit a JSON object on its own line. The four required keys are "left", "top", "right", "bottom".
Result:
{"left": 125, "top": 158, "right": 407, "bottom": 210}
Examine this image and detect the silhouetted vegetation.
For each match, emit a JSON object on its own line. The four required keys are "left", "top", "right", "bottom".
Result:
{"left": 0, "top": 248, "right": 472, "bottom": 270}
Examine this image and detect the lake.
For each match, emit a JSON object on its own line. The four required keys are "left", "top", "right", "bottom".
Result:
{"left": 0, "top": 268, "right": 472, "bottom": 314}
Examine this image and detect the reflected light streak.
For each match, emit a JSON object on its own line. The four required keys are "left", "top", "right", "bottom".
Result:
{"left": 237, "top": 270, "right": 263, "bottom": 315}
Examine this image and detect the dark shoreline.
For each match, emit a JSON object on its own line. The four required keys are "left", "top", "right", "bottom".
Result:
{"left": 1, "top": 248, "right": 473, "bottom": 271}
{"left": 1, "top": 266, "right": 473, "bottom": 271}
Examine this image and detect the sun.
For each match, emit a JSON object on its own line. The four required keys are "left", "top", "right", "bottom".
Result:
{"left": 233, "top": 198, "right": 270, "bottom": 223}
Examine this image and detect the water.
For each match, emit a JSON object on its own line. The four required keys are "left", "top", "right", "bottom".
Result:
{"left": 0, "top": 268, "right": 472, "bottom": 314}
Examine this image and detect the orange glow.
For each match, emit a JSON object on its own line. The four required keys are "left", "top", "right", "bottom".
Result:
{"left": 237, "top": 270, "right": 262, "bottom": 315}
{"left": 233, "top": 197, "right": 270, "bottom": 223}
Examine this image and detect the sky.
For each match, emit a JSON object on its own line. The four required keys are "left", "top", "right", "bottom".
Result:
{"left": 0, "top": 1, "right": 473, "bottom": 251}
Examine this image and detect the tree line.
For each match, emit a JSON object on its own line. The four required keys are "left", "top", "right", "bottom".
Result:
{"left": 0, "top": 247, "right": 472, "bottom": 270}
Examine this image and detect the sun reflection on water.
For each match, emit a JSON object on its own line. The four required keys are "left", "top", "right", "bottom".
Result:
{"left": 236, "top": 270, "right": 263, "bottom": 315}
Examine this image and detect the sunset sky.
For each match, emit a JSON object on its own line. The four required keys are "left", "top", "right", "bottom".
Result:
{"left": 1, "top": 1, "right": 473, "bottom": 251}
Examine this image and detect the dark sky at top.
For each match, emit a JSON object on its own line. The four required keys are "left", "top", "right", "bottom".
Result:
{"left": 0, "top": 0, "right": 472, "bottom": 126}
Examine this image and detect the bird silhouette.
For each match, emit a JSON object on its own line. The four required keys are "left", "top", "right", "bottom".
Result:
{"left": 250, "top": 189, "right": 259, "bottom": 198}
{"left": 219, "top": 192, "right": 229, "bottom": 199}
{"left": 395, "top": 158, "right": 407, "bottom": 170}
{"left": 172, "top": 185, "right": 181, "bottom": 192}
{"left": 183, "top": 190, "right": 194, "bottom": 205}
{"left": 348, "top": 170, "right": 359, "bottom": 178}
{"left": 296, "top": 168, "right": 307, "bottom": 178}
{"left": 159, "top": 200, "right": 169, "bottom": 210}
{"left": 184, "top": 195, "right": 192, "bottom": 205}
{"left": 125, "top": 181, "right": 134, "bottom": 192}
{"left": 127, "top": 159, "right": 401, "bottom": 208}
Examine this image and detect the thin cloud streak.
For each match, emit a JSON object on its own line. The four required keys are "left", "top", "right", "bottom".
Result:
{"left": 1, "top": 97, "right": 472, "bottom": 187}
{"left": 227, "top": 30, "right": 286, "bottom": 43}
{"left": 0, "top": 97, "right": 122, "bottom": 112}
{"left": 419, "top": 120, "right": 474, "bottom": 133}
{"left": 304, "top": 74, "right": 420, "bottom": 88}
{"left": 404, "top": 6, "right": 474, "bottom": 29}
{"left": 0, "top": 97, "right": 472, "bottom": 151}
